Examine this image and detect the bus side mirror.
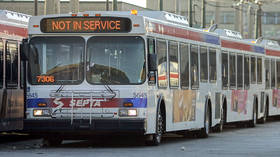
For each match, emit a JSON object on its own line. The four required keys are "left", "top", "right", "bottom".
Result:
{"left": 148, "top": 53, "right": 157, "bottom": 71}
{"left": 21, "top": 38, "right": 29, "bottom": 61}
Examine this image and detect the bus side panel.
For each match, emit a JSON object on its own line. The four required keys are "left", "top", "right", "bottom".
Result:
{"left": 0, "top": 89, "right": 24, "bottom": 131}
{"left": 269, "top": 89, "right": 280, "bottom": 116}
{"left": 145, "top": 89, "right": 157, "bottom": 134}
{"left": 0, "top": 89, "right": 6, "bottom": 131}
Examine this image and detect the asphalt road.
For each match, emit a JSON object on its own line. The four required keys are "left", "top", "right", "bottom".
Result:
{"left": 1, "top": 119, "right": 280, "bottom": 157}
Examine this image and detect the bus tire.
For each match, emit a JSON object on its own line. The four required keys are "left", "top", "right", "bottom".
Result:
{"left": 198, "top": 103, "right": 211, "bottom": 138}
{"left": 259, "top": 98, "right": 268, "bottom": 124}
{"left": 213, "top": 104, "right": 225, "bottom": 133}
{"left": 249, "top": 102, "right": 257, "bottom": 128}
{"left": 145, "top": 106, "right": 164, "bottom": 146}
{"left": 42, "top": 137, "right": 63, "bottom": 147}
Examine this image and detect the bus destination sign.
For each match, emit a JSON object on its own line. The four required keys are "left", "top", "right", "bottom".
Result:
{"left": 40, "top": 17, "right": 132, "bottom": 33}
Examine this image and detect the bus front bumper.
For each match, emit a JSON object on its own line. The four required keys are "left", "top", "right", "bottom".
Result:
{"left": 24, "top": 118, "right": 145, "bottom": 134}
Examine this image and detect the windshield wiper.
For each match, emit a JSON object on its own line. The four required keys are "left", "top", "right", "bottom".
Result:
{"left": 56, "top": 85, "right": 64, "bottom": 93}
{"left": 104, "top": 84, "right": 116, "bottom": 99}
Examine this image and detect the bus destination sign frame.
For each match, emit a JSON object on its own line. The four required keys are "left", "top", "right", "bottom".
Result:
{"left": 40, "top": 17, "right": 132, "bottom": 33}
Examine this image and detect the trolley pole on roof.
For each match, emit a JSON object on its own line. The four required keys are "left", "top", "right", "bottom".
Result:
{"left": 159, "top": 0, "right": 163, "bottom": 11}
{"left": 113, "top": 0, "right": 118, "bottom": 11}
{"left": 201, "top": 0, "right": 206, "bottom": 28}
{"left": 34, "top": 0, "right": 38, "bottom": 16}
{"left": 188, "top": 0, "right": 193, "bottom": 27}
{"left": 106, "top": 0, "right": 109, "bottom": 11}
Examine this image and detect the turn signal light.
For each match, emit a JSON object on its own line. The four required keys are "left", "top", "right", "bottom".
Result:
{"left": 123, "top": 102, "right": 133, "bottom": 107}
{"left": 38, "top": 103, "right": 47, "bottom": 107}
{"left": 33, "top": 25, "right": 39, "bottom": 28}
{"left": 133, "top": 24, "right": 140, "bottom": 27}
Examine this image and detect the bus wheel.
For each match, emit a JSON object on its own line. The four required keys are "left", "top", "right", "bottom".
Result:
{"left": 260, "top": 104, "right": 268, "bottom": 124}
{"left": 213, "top": 105, "right": 225, "bottom": 133}
{"left": 42, "top": 137, "right": 63, "bottom": 147}
{"left": 146, "top": 107, "right": 164, "bottom": 146}
{"left": 249, "top": 104, "right": 257, "bottom": 127}
{"left": 198, "top": 105, "right": 210, "bottom": 138}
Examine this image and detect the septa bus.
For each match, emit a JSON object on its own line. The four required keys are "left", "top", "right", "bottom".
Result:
{"left": 0, "top": 10, "right": 30, "bottom": 132}
{"left": 22, "top": 10, "right": 277, "bottom": 146}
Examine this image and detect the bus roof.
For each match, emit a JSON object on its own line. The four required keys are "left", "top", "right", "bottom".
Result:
{"left": 0, "top": 10, "right": 30, "bottom": 38}
{"left": 0, "top": 10, "right": 30, "bottom": 24}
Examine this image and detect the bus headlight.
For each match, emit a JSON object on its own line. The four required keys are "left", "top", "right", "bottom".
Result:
{"left": 119, "top": 109, "right": 137, "bottom": 117}
{"left": 128, "top": 109, "right": 137, "bottom": 116}
{"left": 33, "top": 109, "right": 50, "bottom": 117}
{"left": 33, "top": 109, "right": 42, "bottom": 116}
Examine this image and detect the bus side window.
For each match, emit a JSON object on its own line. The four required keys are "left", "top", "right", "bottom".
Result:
{"left": 0, "top": 39, "right": 3, "bottom": 89}
{"left": 277, "top": 60, "right": 280, "bottom": 88}
{"left": 168, "top": 41, "right": 179, "bottom": 88}
{"left": 221, "top": 52, "right": 228, "bottom": 89}
{"left": 190, "top": 44, "right": 199, "bottom": 89}
{"left": 147, "top": 38, "right": 155, "bottom": 54}
{"left": 265, "top": 59, "right": 270, "bottom": 89}
{"left": 180, "top": 43, "right": 189, "bottom": 89}
{"left": 271, "top": 59, "right": 276, "bottom": 88}
{"left": 257, "top": 57, "right": 262, "bottom": 84}
{"left": 156, "top": 39, "right": 167, "bottom": 88}
{"left": 229, "top": 53, "right": 236, "bottom": 88}
{"left": 5, "top": 41, "right": 18, "bottom": 88}
{"left": 251, "top": 56, "right": 256, "bottom": 84}
{"left": 209, "top": 48, "right": 216, "bottom": 82}
{"left": 237, "top": 55, "right": 243, "bottom": 89}
{"left": 200, "top": 46, "right": 208, "bottom": 82}
{"left": 244, "top": 55, "right": 250, "bottom": 89}
{"left": 20, "top": 41, "right": 25, "bottom": 89}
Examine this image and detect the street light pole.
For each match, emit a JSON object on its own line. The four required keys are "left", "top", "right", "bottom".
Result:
{"left": 188, "top": 0, "right": 193, "bottom": 27}
{"left": 247, "top": 5, "right": 253, "bottom": 38}
{"left": 239, "top": 3, "right": 244, "bottom": 36}
{"left": 201, "top": 0, "right": 206, "bottom": 28}
{"left": 106, "top": 0, "right": 109, "bottom": 11}
{"left": 255, "top": 4, "right": 262, "bottom": 38}
{"left": 34, "top": 0, "right": 38, "bottom": 16}
{"left": 113, "top": 0, "right": 118, "bottom": 11}
{"left": 159, "top": 0, "right": 163, "bottom": 11}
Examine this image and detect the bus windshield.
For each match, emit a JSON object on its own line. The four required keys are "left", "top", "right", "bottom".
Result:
{"left": 86, "top": 36, "right": 145, "bottom": 85}
{"left": 29, "top": 37, "right": 84, "bottom": 84}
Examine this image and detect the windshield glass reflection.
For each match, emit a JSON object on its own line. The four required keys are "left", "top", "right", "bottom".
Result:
{"left": 86, "top": 36, "right": 145, "bottom": 84}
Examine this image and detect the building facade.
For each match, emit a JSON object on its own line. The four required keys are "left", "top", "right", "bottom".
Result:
{"left": 0, "top": 0, "right": 149, "bottom": 16}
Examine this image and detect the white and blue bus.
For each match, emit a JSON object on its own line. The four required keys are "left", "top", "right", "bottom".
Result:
{"left": 23, "top": 10, "right": 278, "bottom": 146}
{"left": 0, "top": 10, "right": 29, "bottom": 132}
